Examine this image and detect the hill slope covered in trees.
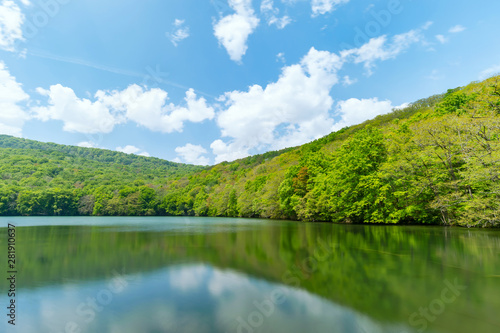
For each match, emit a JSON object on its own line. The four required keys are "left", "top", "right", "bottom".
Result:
{"left": 1, "top": 75, "right": 499, "bottom": 227}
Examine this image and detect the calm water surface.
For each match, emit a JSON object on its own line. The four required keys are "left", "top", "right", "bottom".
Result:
{"left": 1, "top": 217, "right": 499, "bottom": 333}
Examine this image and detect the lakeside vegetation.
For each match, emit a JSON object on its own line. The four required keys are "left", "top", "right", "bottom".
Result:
{"left": 1, "top": 75, "right": 499, "bottom": 227}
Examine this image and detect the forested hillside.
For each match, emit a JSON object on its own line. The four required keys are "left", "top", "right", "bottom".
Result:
{"left": 0, "top": 138, "right": 203, "bottom": 216}
{"left": 1, "top": 75, "right": 499, "bottom": 227}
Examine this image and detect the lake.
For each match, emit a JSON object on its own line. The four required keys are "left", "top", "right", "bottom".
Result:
{"left": 1, "top": 217, "right": 499, "bottom": 333}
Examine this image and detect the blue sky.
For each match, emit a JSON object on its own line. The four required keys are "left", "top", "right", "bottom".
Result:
{"left": 1, "top": 0, "right": 499, "bottom": 165}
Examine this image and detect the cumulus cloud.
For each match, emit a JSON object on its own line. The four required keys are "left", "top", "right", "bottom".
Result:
{"left": 260, "top": 0, "right": 291, "bottom": 29}
{"left": 0, "top": 61, "right": 30, "bottom": 136}
{"left": 311, "top": 0, "right": 350, "bottom": 17}
{"left": 175, "top": 143, "right": 210, "bottom": 165}
{"left": 212, "top": 47, "right": 343, "bottom": 163}
{"left": 33, "top": 84, "right": 120, "bottom": 134}
{"left": 210, "top": 23, "right": 429, "bottom": 162}
{"left": 33, "top": 84, "right": 214, "bottom": 134}
{"left": 167, "top": 19, "right": 190, "bottom": 46}
{"left": 210, "top": 139, "right": 249, "bottom": 164}
{"left": 99, "top": 85, "right": 214, "bottom": 133}
{"left": 77, "top": 141, "right": 97, "bottom": 148}
{"left": 116, "top": 145, "right": 150, "bottom": 156}
{"left": 213, "top": 0, "right": 260, "bottom": 62}
{"left": 332, "top": 98, "right": 396, "bottom": 131}
{"left": 116, "top": 145, "right": 140, "bottom": 154}
{"left": 449, "top": 25, "right": 466, "bottom": 33}
{"left": 0, "top": 0, "right": 24, "bottom": 51}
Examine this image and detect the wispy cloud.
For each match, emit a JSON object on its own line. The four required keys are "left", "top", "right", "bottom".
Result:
{"left": 28, "top": 50, "right": 144, "bottom": 78}
{"left": 341, "top": 22, "right": 432, "bottom": 75}
{"left": 479, "top": 64, "right": 500, "bottom": 80}
{"left": 342, "top": 75, "right": 357, "bottom": 86}
{"left": 449, "top": 25, "right": 466, "bottom": 33}
{"left": 27, "top": 50, "right": 215, "bottom": 99}
{"left": 435, "top": 34, "right": 448, "bottom": 44}
{"left": 261, "top": 0, "right": 291, "bottom": 29}
{"left": 167, "top": 19, "right": 190, "bottom": 46}
{"left": 311, "top": 0, "right": 350, "bottom": 17}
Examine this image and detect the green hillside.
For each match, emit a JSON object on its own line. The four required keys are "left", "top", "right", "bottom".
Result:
{"left": 1, "top": 75, "right": 499, "bottom": 227}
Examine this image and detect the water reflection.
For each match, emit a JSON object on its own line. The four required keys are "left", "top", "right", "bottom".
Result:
{"left": 0, "top": 217, "right": 499, "bottom": 333}
{"left": 12, "top": 264, "right": 412, "bottom": 333}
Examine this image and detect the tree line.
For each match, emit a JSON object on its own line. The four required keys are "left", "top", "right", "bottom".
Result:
{"left": 1, "top": 75, "right": 499, "bottom": 227}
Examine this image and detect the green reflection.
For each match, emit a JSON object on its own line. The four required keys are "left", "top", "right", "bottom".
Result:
{"left": 1, "top": 218, "right": 500, "bottom": 333}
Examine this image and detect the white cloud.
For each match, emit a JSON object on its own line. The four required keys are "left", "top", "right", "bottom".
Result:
{"left": 435, "top": 34, "right": 448, "bottom": 44}
{"left": 99, "top": 85, "right": 214, "bottom": 133}
{"left": 449, "top": 25, "right": 466, "bottom": 33}
{"left": 77, "top": 141, "right": 97, "bottom": 148}
{"left": 479, "top": 64, "right": 500, "bottom": 80}
{"left": 341, "top": 22, "right": 431, "bottom": 75}
{"left": 175, "top": 143, "right": 210, "bottom": 165}
{"left": 394, "top": 102, "right": 410, "bottom": 110}
{"left": 33, "top": 84, "right": 120, "bottom": 134}
{"left": 342, "top": 75, "right": 357, "bottom": 86}
{"left": 167, "top": 18, "right": 190, "bottom": 46}
{"left": 210, "top": 139, "right": 250, "bottom": 164}
{"left": 311, "top": 0, "right": 350, "bottom": 17}
{"left": 213, "top": 0, "right": 260, "bottom": 62}
{"left": 0, "top": 0, "right": 24, "bottom": 51}
{"left": 34, "top": 84, "right": 214, "bottom": 134}
{"left": 0, "top": 61, "right": 29, "bottom": 136}
{"left": 332, "top": 98, "right": 395, "bottom": 131}
{"left": 117, "top": 145, "right": 141, "bottom": 154}
{"left": 210, "top": 24, "right": 429, "bottom": 162}
{"left": 268, "top": 15, "right": 291, "bottom": 29}
{"left": 434, "top": 25, "right": 464, "bottom": 45}
{"left": 276, "top": 52, "right": 285, "bottom": 63}
{"left": 212, "top": 47, "right": 343, "bottom": 163}
{"left": 116, "top": 145, "right": 150, "bottom": 157}
{"left": 261, "top": 0, "right": 291, "bottom": 29}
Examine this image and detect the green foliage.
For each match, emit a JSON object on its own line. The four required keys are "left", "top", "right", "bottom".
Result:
{"left": 436, "top": 88, "right": 476, "bottom": 115}
{"left": 1, "top": 75, "right": 500, "bottom": 227}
